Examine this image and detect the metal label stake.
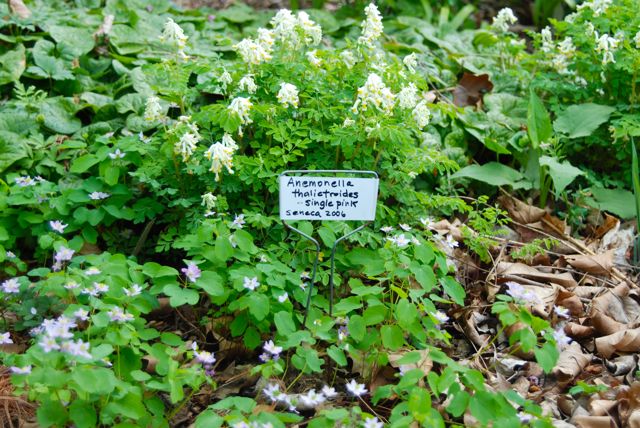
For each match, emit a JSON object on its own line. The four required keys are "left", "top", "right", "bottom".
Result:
{"left": 279, "top": 170, "right": 379, "bottom": 327}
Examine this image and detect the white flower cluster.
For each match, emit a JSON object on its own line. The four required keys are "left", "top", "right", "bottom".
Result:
{"left": 276, "top": 83, "right": 300, "bottom": 108}
{"left": 263, "top": 382, "right": 339, "bottom": 412}
{"left": 234, "top": 37, "right": 273, "bottom": 65}
{"left": 160, "top": 18, "right": 188, "bottom": 59}
{"left": 491, "top": 8, "right": 517, "bottom": 33}
{"left": 228, "top": 97, "right": 253, "bottom": 130}
{"left": 403, "top": 53, "right": 418, "bottom": 73}
{"left": 107, "top": 306, "right": 134, "bottom": 323}
{"left": 170, "top": 115, "right": 202, "bottom": 162}
{"left": 1, "top": 277, "right": 20, "bottom": 293}
{"left": 595, "top": 32, "right": 619, "bottom": 65}
{"left": 219, "top": 70, "right": 233, "bottom": 92}
{"left": 358, "top": 3, "right": 383, "bottom": 48}
{"left": 271, "top": 9, "right": 322, "bottom": 47}
{"left": 144, "top": 96, "right": 164, "bottom": 122}
{"left": 352, "top": 73, "right": 395, "bottom": 114}
{"left": 80, "top": 281, "right": 109, "bottom": 297}
{"left": 201, "top": 192, "right": 217, "bottom": 217}
{"left": 577, "top": 0, "right": 612, "bottom": 16}
{"left": 258, "top": 339, "right": 282, "bottom": 362}
{"left": 306, "top": 50, "right": 321, "bottom": 67}
{"left": 397, "top": 83, "right": 418, "bottom": 109}
{"left": 340, "top": 50, "right": 357, "bottom": 69}
{"left": 412, "top": 100, "right": 431, "bottom": 128}
{"left": 52, "top": 246, "right": 75, "bottom": 271}
{"left": 34, "top": 315, "right": 91, "bottom": 359}
{"left": 238, "top": 75, "right": 258, "bottom": 94}
{"left": 205, "top": 133, "right": 239, "bottom": 181}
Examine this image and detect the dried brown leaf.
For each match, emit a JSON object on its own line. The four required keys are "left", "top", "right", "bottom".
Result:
{"left": 572, "top": 415, "right": 615, "bottom": 428}
{"left": 452, "top": 72, "right": 493, "bottom": 107}
{"left": 596, "top": 327, "right": 640, "bottom": 359}
{"left": 497, "top": 262, "right": 578, "bottom": 289}
{"left": 565, "top": 251, "right": 614, "bottom": 276}
{"left": 9, "top": 0, "right": 31, "bottom": 18}
{"left": 595, "top": 214, "right": 619, "bottom": 239}
{"left": 498, "top": 195, "right": 546, "bottom": 225}
{"left": 564, "top": 323, "right": 596, "bottom": 339}
{"left": 552, "top": 342, "right": 592, "bottom": 384}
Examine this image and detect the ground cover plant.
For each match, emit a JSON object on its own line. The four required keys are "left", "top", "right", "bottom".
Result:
{"left": 2, "top": 0, "right": 640, "bottom": 427}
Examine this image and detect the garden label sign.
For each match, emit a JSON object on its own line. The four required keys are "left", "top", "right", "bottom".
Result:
{"left": 279, "top": 170, "right": 378, "bottom": 325}
{"left": 279, "top": 173, "right": 378, "bottom": 221}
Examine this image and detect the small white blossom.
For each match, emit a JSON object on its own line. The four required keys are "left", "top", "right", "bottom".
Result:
{"left": 228, "top": 97, "right": 253, "bottom": 126}
{"left": 243, "top": 276, "right": 260, "bottom": 291}
{"left": 263, "top": 383, "right": 282, "bottom": 402}
{"left": 577, "top": 0, "right": 612, "bottom": 16}
{"left": 301, "top": 271, "right": 311, "bottom": 280}
{"left": 277, "top": 292, "right": 289, "bottom": 303}
{"left": 182, "top": 262, "right": 201, "bottom": 283}
{"left": 238, "top": 75, "right": 258, "bottom": 94}
{"left": 14, "top": 176, "right": 37, "bottom": 187}
{"left": 358, "top": 3, "right": 383, "bottom": 47}
{"left": 205, "top": 141, "right": 236, "bottom": 181}
{"left": 2, "top": 278, "right": 20, "bottom": 294}
{"left": 73, "top": 308, "right": 89, "bottom": 321}
{"left": 160, "top": 18, "right": 188, "bottom": 58}
{"left": 595, "top": 32, "right": 619, "bottom": 65}
{"left": 84, "top": 267, "right": 101, "bottom": 276}
{"left": 387, "top": 234, "right": 410, "bottom": 248}
{"left": 343, "top": 118, "right": 355, "bottom": 127}
{"left": 398, "top": 223, "right": 412, "bottom": 231}
{"left": 107, "top": 306, "right": 134, "bottom": 323}
{"left": 635, "top": 31, "right": 640, "bottom": 49}
{"left": 491, "top": 8, "right": 517, "bottom": 33}
{"left": 445, "top": 234, "right": 458, "bottom": 249}
{"left": 363, "top": 417, "right": 384, "bottom": 428}
{"left": 219, "top": 71, "right": 233, "bottom": 90}
{"left": 94, "top": 282, "right": 109, "bottom": 293}
{"left": 434, "top": 310, "right": 449, "bottom": 323}
{"left": 5, "top": 251, "right": 15, "bottom": 258}
{"left": 380, "top": 226, "right": 394, "bottom": 233}
{"left": 345, "top": 379, "right": 367, "bottom": 397}
{"left": 232, "top": 214, "right": 245, "bottom": 229}
{"left": 124, "top": 283, "right": 143, "bottom": 297}
{"left": 297, "top": 11, "right": 322, "bottom": 45}
{"left": 553, "top": 328, "right": 572, "bottom": 349}
{"left": 505, "top": 282, "right": 543, "bottom": 306}
{"left": 194, "top": 349, "right": 216, "bottom": 365}
{"left": 10, "top": 366, "right": 31, "bottom": 375}
{"left": 263, "top": 340, "right": 282, "bottom": 356}
{"left": 300, "top": 389, "right": 325, "bottom": 407}
{"left": 88, "top": 191, "right": 110, "bottom": 200}
{"left": 321, "top": 385, "right": 338, "bottom": 399}
{"left": 40, "top": 336, "right": 60, "bottom": 353}
{"left": 108, "top": 148, "right": 125, "bottom": 160}
{"left": 0, "top": 332, "right": 13, "bottom": 344}
{"left": 554, "top": 306, "right": 570, "bottom": 319}
{"left": 276, "top": 83, "right": 300, "bottom": 108}
{"left": 64, "top": 280, "right": 80, "bottom": 290}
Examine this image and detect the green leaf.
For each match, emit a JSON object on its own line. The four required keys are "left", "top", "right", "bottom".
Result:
{"left": 195, "top": 271, "right": 224, "bottom": 296}
{"left": 408, "top": 388, "right": 431, "bottom": 422}
{"left": 30, "top": 39, "right": 74, "bottom": 80}
{"left": 0, "top": 131, "right": 30, "bottom": 173}
{"left": 632, "top": 140, "right": 640, "bottom": 224}
{"left": 553, "top": 103, "right": 615, "bottom": 139}
{"left": 381, "top": 325, "right": 404, "bottom": 350}
{"left": 440, "top": 277, "right": 465, "bottom": 305}
{"left": 396, "top": 299, "right": 418, "bottom": 328}
{"left": 451, "top": 162, "right": 524, "bottom": 187}
{"left": 163, "top": 284, "right": 199, "bottom": 306}
{"left": 348, "top": 314, "right": 366, "bottom": 342}
{"left": 539, "top": 156, "right": 584, "bottom": 194}
{"left": 49, "top": 26, "right": 95, "bottom": 57}
{"left": 194, "top": 410, "right": 224, "bottom": 428}
{"left": 0, "top": 44, "right": 25, "bottom": 85}
{"left": 69, "top": 401, "right": 97, "bottom": 428}
{"left": 274, "top": 311, "right": 296, "bottom": 336}
{"left": 71, "top": 367, "right": 117, "bottom": 395}
{"left": 527, "top": 89, "right": 552, "bottom": 148}
{"left": 534, "top": 341, "right": 559, "bottom": 373}
{"left": 40, "top": 98, "right": 81, "bottom": 134}
{"left": 586, "top": 187, "right": 636, "bottom": 219}
{"left": 37, "top": 399, "right": 68, "bottom": 427}
{"left": 327, "top": 345, "right": 347, "bottom": 366}
{"left": 104, "top": 165, "right": 120, "bottom": 186}
{"left": 248, "top": 293, "right": 269, "bottom": 321}
{"left": 70, "top": 154, "right": 100, "bottom": 174}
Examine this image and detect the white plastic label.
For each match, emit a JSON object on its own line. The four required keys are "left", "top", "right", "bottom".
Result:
{"left": 279, "top": 175, "right": 378, "bottom": 221}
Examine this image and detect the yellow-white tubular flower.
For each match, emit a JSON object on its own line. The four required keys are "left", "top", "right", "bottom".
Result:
{"left": 219, "top": 71, "right": 233, "bottom": 90}
{"left": 306, "top": 50, "right": 322, "bottom": 67}
{"left": 238, "top": 75, "right": 258, "bottom": 94}
{"left": 201, "top": 192, "right": 217, "bottom": 210}
{"left": 397, "top": 83, "right": 418, "bottom": 110}
{"left": 403, "top": 53, "right": 417, "bottom": 73}
{"left": 297, "top": 11, "right": 322, "bottom": 46}
{"left": 144, "top": 96, "right": 163, "bottom": 122}
{"left": 557, "top": 37, "right": 575, "bottom": 56}
{"left": 233, "top": 38, "right": 272, "bottom": 65}
{"left": 585, "top": 22, "right": 595, "bottom": 37}
{"left": 352, "top": 73, "right": 395, "bottom": 114}
{"left": 491, "top": 8, "right": 517, "bottom": 33}
{"left": 160, "top": 18, "right": 189, "bottom": 58}
{"left": 204, "top": 141, "right": 236, "bottom": 181}
{"left": 595, "top": 32, "right": 619, "bottom": 65}
{"left": 343, "top": 118, "right": 355, "bottom": 127}
{"left": 271, "top": 9, "right": 299, "bottom": 45}
{"left": 277, "top": 83, "right": 300, "bottom": 108}
{"left": 228, "top": 97, "right": 253, "bottom": 125}
{"left": 412, "top": 100, "right": 431, "bottom": 129}
{"left": 221, "top": 133, "right": 238, "bottom": 151}
{"left": 358, "top": 3, "right": 383, "bottom": 48}
{"left": 175, "top": 132, "right": 199, "bottom": 162}
{"left": 540, "top": 26, "right": 553, "bottom": 53}
{"left": 340, "top": 50, "right": 357, "bottom": 69}
{"left": 577, "top": 0, "right": 612, "bottom": 16}
{"left": 635, "top": 31, "right": 640, "bottom": 49}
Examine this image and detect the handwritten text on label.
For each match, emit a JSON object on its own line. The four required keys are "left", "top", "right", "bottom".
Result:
{"left": 279, "top": 175, "right": 378, "bottom": 221}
